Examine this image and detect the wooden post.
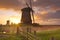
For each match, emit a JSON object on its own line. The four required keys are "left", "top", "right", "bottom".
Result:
{"left": 50, "top": 37, "right": 55, "bottom": 40}
{"left": 29, "top": 26, "right": 32, "bottom": 33}
{"left": 29, "top": 26, "right": 31, "bottom": 33}
{"left": 27, "top": 27, "right": 29, "bottom": 40}
{"left": 16, "top": 27, "right": 19, "bottom": 35}
{"left": 34, "top": 31, "right": 36, "bottom": 37}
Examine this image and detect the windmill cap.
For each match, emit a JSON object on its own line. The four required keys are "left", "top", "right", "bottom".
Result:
{"left": 21, "top": 7, "right": 33, "bottom": 12}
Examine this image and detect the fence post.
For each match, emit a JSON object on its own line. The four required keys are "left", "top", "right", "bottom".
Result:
{"left": 50, "top": 37, "right": 55, "bottom": 40}
{"left": 16, "top": 27, "right": 19, "bottom": 35}
{"left": 29, "top": 26, "right": 31, "bottom": 33}
{"left": 27, "top": 27, "right": 29, "bottom": 40}
{"left": 34, "top": 31, "right": 36, "bottom": 37}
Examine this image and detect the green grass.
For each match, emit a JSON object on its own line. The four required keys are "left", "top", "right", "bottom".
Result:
{"left": 37, "top": 29, "right": 60, "bottom": 40}
{"left": 0, "top": 29, "right": 60, "bottom": 40}
{"left": 0, "top": 34, "right": 24, "bottom": 40}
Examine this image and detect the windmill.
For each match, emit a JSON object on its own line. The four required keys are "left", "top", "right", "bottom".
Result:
{"left": 21, "top": 0, "right": 35, "bottom": 24}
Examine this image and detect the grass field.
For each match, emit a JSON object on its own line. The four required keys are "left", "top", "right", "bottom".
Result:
{"left": 0, "top": 29, "right": 60, "bottom": 40}
{"left": 37, "top": 29, "right": 60, "bottom": 40}
{"left": 0, "top": 27, "right": 60, "bottom": 40}
{"left": 0, "top": 34, "right": 22, "bottom": 40}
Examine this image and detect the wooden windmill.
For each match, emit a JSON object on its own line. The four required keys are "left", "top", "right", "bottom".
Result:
{"left": 21, "top": 0, "right": 35, "bottom": 24}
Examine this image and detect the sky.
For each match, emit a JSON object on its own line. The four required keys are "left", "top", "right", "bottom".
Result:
{"left": 0, "top": 0, "right": 60, "bottom": 25}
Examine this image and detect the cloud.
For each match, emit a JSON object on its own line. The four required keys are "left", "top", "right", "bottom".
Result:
{"left": 0, "top": 0, "right": 60, "bottom": 9}
{"left": 34, "top": 9, "right": 60, "bottom": 25}
{"left": 0, "top": 0, "right": 20, "bottom": 9}
{"left": 32, "top": 0, "right": 60, "bottom": 12}
{"left": 33, "top": 0, "right": 60, "bottom": 7}
{"left": 43, "top": 10, "right": 60, "bottom": 19}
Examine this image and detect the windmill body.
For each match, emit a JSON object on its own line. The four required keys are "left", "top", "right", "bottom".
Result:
{"left": 21, "top": 7, "right": 33, "bottom": 24}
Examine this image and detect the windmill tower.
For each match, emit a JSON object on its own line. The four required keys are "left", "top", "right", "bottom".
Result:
{"left": 21, "top": 0, "right": 35, "bottom": 24}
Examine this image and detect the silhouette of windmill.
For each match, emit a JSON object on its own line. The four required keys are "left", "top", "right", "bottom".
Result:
{"left": 21, "top": 0, "right": 35, "bottom": 24}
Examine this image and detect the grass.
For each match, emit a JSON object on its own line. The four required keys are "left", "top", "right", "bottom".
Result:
{"left": 0, "top": 34, "right": 25, "bottom": 40}
{"left": 0, "top": 29, "right": 60, "bottom": 40}
{"left": 37, "top": 29, "right": 60, "bottom": 40}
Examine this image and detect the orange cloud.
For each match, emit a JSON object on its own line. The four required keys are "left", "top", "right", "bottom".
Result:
{"left": 40, "top": 11, "right": 48, "bottom": 15}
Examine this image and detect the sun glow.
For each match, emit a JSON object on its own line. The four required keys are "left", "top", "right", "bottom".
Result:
{"left": 0, "top": 8, "right": 21, "bottom": 24}
{"left": 10, "top": 18, "right": 20, "bottom": 24}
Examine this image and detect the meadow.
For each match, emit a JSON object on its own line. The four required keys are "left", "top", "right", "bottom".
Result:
{"left": 37, "top": 29, "right": 60, "bottom": 40}
{"left": 0, "top": 29, "right": 60, "bottom": 40}
{"left": 0, "top": 25, "right": 60, "bottom": 40}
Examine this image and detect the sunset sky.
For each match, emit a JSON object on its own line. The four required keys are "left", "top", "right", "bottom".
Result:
{"left": 0, "top": 0, "right": 60, "bottom": 25}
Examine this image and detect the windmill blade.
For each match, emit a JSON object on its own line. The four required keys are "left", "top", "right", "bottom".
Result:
{"left": 30, "top": 0, "right": 32, "bottom": 8}
{"left": 32, "top": 11, "right": 35, "bottom": 23}
{"left": 26, "top": 1, "right": 30, "bottom": 7}
{"left": 30, "top": 0, "right": 35, "bottom": 23}
{"left": 23, "top": 0, "right": 29, "bottom": 7}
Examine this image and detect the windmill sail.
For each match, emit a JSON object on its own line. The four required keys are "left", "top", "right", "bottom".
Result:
{"left": 26, "top": 2, "right": 29, "bottom": 7}
{"left": 30, "top": 0, "right": 35, "bottom": 23}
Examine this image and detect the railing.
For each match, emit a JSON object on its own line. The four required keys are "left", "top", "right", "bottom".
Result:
{"left": 15, "top": 26, "right": 40, "bottom": 40}
{"left": 19, "top": 30, "right": 40, "bottom": 40}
